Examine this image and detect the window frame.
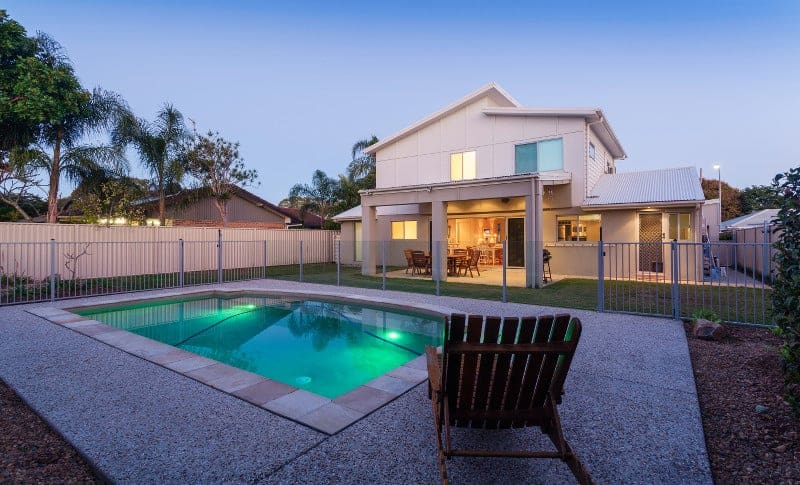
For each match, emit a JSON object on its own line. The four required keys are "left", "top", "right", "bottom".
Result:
{"left": 556, "top": 213, "right": 602, "bottom": 242}
{"left": 589, "top": 142, "right": 596, "bottom": 160}
{"left": 668, "top": 212, "right": 692, "bottom": 241}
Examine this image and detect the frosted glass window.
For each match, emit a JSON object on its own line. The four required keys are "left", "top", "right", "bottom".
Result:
{"left": 450, "top": 151, "right": 476, "bottom": 181}
{"left": 450, "top": 153, "right": 463, "bottom": 180}
{"left": 463, "top": 151, "right": 476, "bottom": 179}
{"left": 538, "top": 138, "right": 563, "bottom": 171}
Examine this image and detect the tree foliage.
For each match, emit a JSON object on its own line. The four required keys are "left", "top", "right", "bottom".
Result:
{"left": 701, "top": 177, "right": 742, "bottom": 221}
{"left": 740, "top": 184, "right": 781, "bottom": 214}
{"left": 113, "top": 104, "right": 188, "bottom": 225}
{"left": 771, "top": 165, "right": 800, "bottom": 414}
{"left": 184, "top": 128, "right": 258, "bottom": 225}
{"left": 288, "top": 169, "right": 340, "bottom": 225}
{"left": 0, "top": 10, "right": 39, "bottom": 158}
{"left": 72, "top": 176, "right": 147, "bottom": 225}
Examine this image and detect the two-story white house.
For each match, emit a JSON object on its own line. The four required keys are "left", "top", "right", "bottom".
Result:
{"left": 334, "top": 83, "right": 706, "bottom": 286}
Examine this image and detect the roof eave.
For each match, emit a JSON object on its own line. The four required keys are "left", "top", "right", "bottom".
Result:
{"left": 581, "top": 200, "right": 705, "bottom": 210}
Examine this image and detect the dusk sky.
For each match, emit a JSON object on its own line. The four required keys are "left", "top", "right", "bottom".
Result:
{"left": 6, "top": 0, "right": 799, "bottom": 203}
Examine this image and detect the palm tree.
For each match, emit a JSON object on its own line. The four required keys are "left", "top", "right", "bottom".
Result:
{"left": 346, "top": 135, "right": 379, "bottom": 183}
{"left": 113, "top": 104, "right": 188, "bottom": 225}
{"left": 288, "top": 169, "right": 339, "bottom": 223}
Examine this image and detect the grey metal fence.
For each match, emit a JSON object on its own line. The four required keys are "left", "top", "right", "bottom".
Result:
{"left": 598, "top": 240, "right": 774, "bottom": 326}
{"left": 0, "top": 233, "right": 777, "bottom": 327}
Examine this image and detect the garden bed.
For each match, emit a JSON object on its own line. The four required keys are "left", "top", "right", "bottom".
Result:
{"left": 687, "top": 324, "right": 800, "bottom": 482}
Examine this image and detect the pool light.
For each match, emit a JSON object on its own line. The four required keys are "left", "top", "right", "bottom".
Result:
{"left": 386, "top": 331, "right": 400, "bottom": 340}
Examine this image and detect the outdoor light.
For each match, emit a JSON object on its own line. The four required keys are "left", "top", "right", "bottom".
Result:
{"left": 713, "top": 164, "right": 722, "bottom": 228}
{"left": 386, "top": 331, "right": 400, "bottom": 340}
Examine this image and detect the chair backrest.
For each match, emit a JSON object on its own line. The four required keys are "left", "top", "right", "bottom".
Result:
{"left": 469, "top": 248, "right": 480, "bottom": 265}
{"left": 412, "top": 251, "right": 428, "bottom": 267}
{"left": 404, "top": 249, "right": 413, "bottom": 263}
{"left": 453, "top": 248, "right": 468, "bottom": 256}
{"left": 441, "top": 313, "right": 581, "bottom": 429}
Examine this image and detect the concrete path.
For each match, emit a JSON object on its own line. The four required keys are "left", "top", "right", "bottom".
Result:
{"left": 0, "top": 281, "right": 712, "bottom": 484}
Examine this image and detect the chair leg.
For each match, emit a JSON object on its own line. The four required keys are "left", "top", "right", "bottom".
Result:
{"left": 545, "top": 400, "right": 594, "bottom": 485}
{"left": 430, "top": 395, "right": 449, "bottom": 484}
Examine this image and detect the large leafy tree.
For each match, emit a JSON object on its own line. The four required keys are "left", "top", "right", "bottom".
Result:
{"left": 771, "top": 165, "right": 800, "bottom": 413}
{"left": 740, "top": 184, "right": 781, "bottom": 214}
{"left": 0, "top": 10, "right": 39, "bottom": 160}
{"left": 5, "top": 30, "right": 128, "bottom": 223}
{"left": 701, "top": 178, "right": 742, "bottom": 222}
{"left": 184, "top": 128, "right": 258, "bottom": 225}
{"left": 72, "top": 175, "right": 147, "bottom": 225}
{"left": 346, "top": 135, "right": 378, "bottom": 187}
{"left": 113, "top": 104, "right": 188, "bottom": 225}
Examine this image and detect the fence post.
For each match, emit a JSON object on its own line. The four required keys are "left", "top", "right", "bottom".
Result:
{"left": 596, "top": 240, "right": 604, "bottom": 312}
{"left": 336, "top": 239, "right": 341, "bottom": 287}
{"left": 381, "top": 241, "right": 386, "bottom": 290}
{"left": 216, "top": 229, "right": 223, "bottom": 284}
{"left": 299, "top": 240, "right": 304, "bottom": 282}
{"left": 263, "top": 240, "right": 267, "bottom": 279}
{"left": 762, "top": 220, "right": 770, "bottom": 283}
{"left": 671, "top": 240, "right": 680, "bottom": 319}
{"left": 179, "top": 239, "right": 185, "bottom": 287}
{"left": 50, "top": 239, "right": 56, "bottom": 303}
{"left": 502, "top": 240, "right": 507, "bottom": 303}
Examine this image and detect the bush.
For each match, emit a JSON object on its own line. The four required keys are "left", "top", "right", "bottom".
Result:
{"left": 772, "top": 165, "right": 800, "bottom": 414}
{"left": 691, "top": 309, "right": 721, "bottom": 323}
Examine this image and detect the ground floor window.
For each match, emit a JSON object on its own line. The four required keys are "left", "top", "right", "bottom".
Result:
{"left": 354, "top": 221, "right": 363, "bottom": 261}
{"left": 668, "top": 213, "right": 692, "bottom": 240}
{"left": 391, "top": 220, "right": 417, "bottom": 240}
{"left": 557, "top": 214, "right": 601, "bottom": 241}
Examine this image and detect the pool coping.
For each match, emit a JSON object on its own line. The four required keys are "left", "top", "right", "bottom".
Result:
{"left": 25, "top": 287, "right": 456, "bottom": 435}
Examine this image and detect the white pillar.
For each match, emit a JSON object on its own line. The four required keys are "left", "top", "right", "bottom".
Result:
{"left": 431, "top": 200, "right": 448, "bottom": 282}
{"left": 534, "top": 178, "right": 543, "bottom": 288}
{"left": 525, "top": 191, "right": 535, "bottom": 288}
{"left": 361, "top": 204, "right": 377, "bottom": 275}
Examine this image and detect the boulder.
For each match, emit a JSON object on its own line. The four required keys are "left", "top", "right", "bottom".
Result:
{"left": 693, "top": 318, "right": 727, "bottom": 341}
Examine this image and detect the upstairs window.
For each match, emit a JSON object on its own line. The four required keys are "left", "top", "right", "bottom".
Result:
{"left": 391, "top": 220, "right": 417, "bottom": 240}
{"left": 515, "top": 138, "right": 563, "bottom": 174}
{"left": 450, "top": 151, "right": 476, "bottom": 181}
{"left": 589, "top": 142, "right": 596, "bottom": 160}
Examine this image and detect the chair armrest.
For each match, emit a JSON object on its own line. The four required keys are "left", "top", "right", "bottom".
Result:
{"left": 425, "top": 345, "right": 442, "bottom": 392}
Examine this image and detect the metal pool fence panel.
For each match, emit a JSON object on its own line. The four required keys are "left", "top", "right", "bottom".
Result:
{"left": 598, "top": 240, "right": 774, "bottom": 326}
{"left": 0, "top": 231, "right": 777, "bottom": 326}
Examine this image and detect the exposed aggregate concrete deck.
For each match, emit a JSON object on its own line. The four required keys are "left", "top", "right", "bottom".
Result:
{"left": 0, "top": 280, "right": 712, "bottom": 483}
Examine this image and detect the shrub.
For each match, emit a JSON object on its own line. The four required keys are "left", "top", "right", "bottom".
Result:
{"left": 691, "top": 309, "right": 721, "bottom": 323}
{"left": 772, "top": 165, "right": 800, "bottom": 414}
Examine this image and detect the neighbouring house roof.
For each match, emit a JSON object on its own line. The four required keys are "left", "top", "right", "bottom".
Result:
{"left": 363, "top": 82, "right": 626, "bottom": 159}
{"left": 332, "top": 204, "right": 422, "bottom": 222}
{"left": 277, "top": 207, "right": 324, "bottom": 228}
{"left": 583, "top": 167, "right": 705, "bottom": 209}
{"left": 364, "top": 83, "right": 521, "bottom": 155}
{"left": 721, "top": 209, "right": 779, "bottom": 231}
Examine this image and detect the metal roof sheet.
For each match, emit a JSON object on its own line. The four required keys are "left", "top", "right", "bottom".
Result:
{"left": 583, "top": 167, "right": 705, "bottom": 207}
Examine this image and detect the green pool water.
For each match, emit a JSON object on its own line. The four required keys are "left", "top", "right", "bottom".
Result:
{"left": 74, "top": 294, "right": 443, "bottom": 398}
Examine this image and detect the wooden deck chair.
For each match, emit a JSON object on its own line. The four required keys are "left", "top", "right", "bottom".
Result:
{"left": 425, "top": 313, "right": 592, "bottom": 484}
{"left": 404, "top": 249, "right": 414, "bottom": 274}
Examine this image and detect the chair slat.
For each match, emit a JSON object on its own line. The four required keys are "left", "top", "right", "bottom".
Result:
{"left": 514, "top": 315, "right": 554, "bottom": 427}
{"left": 500, "top": 316, "right": 535, "bottom": 428}
{"left": 453, "top": 315, "right": 483, "bottom": 426}
{"left": 531, "top": 314, "right": 572, "bottom": 409}
{"left": 552, "top": 318, "right": 582, "bottom": 402}
{"left": 486, "top": 317, "right": 519, "bottom": 428}
{"left": 471, "top": 316, "right": 501, "bottom": 428}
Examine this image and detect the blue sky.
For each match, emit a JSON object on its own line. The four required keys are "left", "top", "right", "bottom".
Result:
{"left": 6, "top": 0, "right": 799, "bottom": 202}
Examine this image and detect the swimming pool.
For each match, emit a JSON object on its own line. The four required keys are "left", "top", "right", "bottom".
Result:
{"left": 74, "top": 293, "right": 443, "bottom": 399}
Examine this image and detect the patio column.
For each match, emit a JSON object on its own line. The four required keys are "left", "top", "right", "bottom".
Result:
{"left": 431, "top": 199, "right": 448, "bottom": 282}
{"left": 361, "top": 204, "right": 377, "bottom": 275}
{"left": 525, "top": 177, "right": 543, "bottom": 288}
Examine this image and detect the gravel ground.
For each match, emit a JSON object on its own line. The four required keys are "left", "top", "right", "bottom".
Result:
{"left": 0, "top": 379, "right": 99, "bottom": 483}
{"left": 687, "top": 324, "right": 800, "bottom": 483}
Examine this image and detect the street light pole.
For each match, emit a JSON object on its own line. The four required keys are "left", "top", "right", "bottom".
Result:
{"left": 713, "top": 164, "right": 722, "bottom": 227}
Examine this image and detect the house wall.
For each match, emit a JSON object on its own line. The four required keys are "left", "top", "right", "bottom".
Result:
{"left": 375, "top": 94, "right": 588, "bottom": 207}
{"left": 586, "top": 126, "right": 615, "bottom": 194}
{"left": 163, "top": 194, "right": 286, "bottom": 224}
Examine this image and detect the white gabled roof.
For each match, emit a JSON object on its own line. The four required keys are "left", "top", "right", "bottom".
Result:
{"left": 364, "top": 83, "right": 520, "bottom": 155}
{"left": 583, "top": 167, "right": 705, "bottom": 208}
{"left": 332, "top": 204, "right": 421, "bottom": 222}
{"left": 721, "top": 209, "right": 779, "bottom": 230}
